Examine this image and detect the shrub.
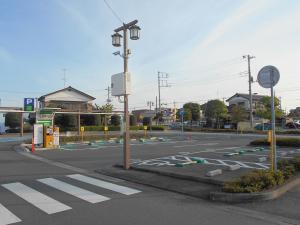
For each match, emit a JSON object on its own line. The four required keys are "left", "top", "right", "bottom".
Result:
{"left": 223, "top": 156, "right": 299, "bottom": 193}
{"left": 250, "top": 137, "right": 300, "bottom": 147}
{"left": 223, "top": 170, "right": 285, "bottom": 193}
{"left": 150, "top": 125, "right": 165, "bottom": 131}
{"left": 290, "top": 156, "right": 300, "bottom": 171}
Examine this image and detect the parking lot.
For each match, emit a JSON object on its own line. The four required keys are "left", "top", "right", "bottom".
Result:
{"left": 33, "top": 132, "right": 300, "bottom": 184}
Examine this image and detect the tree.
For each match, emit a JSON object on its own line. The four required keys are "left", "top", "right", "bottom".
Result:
{"left": 183, "top": 108, "right": 192, "bottom": 122}
{"left": 204, "top": 100, "right": 228, "bottom": 128}
{"left": 54, "top": 114, "right": 77, "bottom": 129}
{"left": 230, "top": 105, "right": 247, "bottom": 125}
{"left": 130, "top": 115, "right": 137, "bottom": 126}
{"left": 110, "top": 115, "right": 120, "bottom": 126}
{"left": 5, "top": 113, "right": 21, "bottom": 128}
{"left": 183, "top": 102, "right": 201, "bottom": 121}
{"left": 143, "top": 117, "right": 151, "bottom": 126}
{"left": 256, "top": 96, "right": 284, "bottom": 120}
{"left": 154, "top": 112, "right": 163, "bottom": 123}
{"left": 95, "top": 103, "right": 114, "bottom": 125}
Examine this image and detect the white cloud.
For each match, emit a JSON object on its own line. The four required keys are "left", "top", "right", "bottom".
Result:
{"left": 55, "top": 0, "right": 99, "bottom": 38}
{"left": 199, "top": 0, "right": 271, "bottom": 48}
{"left": 160, "top": 0, "right": 300, "bottom": 110}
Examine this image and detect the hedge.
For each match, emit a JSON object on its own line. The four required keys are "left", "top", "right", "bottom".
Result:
{"left": 79, "top": 125, "right": 165, "bottom": 132}
{"left": 59, "top": 133, "right": 150, "bottom": 143}
{"left": 223, "top": 156, "right": 300, "bottom": 193}
{"left": 250, "top": 137, "right": 300, "bottom": 147}
{"left": 179, "top": 127, "right": 300, "bottom": 135}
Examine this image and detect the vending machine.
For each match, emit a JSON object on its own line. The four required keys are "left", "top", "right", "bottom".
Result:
{"left": 44, "top": 126, "right": 53, "bottom": 148}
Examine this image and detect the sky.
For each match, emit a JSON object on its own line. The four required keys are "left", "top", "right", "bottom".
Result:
{"left": 0, "top": 0, "right": 300, "bottom": 113}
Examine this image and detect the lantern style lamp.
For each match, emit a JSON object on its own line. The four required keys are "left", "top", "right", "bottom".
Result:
{"left": 129, "top": 25, "right": 141, "bottom": 40}
{"left": 112, "top": 32, "right": 122, "bottom": 47}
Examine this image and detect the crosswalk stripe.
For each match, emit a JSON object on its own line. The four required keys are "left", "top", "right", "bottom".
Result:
{"left": 2, "top": 182, "right": 71, "bottom": 214}
{"left": 67, "top": 174, "right": 141, "bottom": 195}
{"left": 0, "top": 203, "right": 21, "bottom": 225}
{"left": 38, "top": 178, "right": 110, "bottom": 203}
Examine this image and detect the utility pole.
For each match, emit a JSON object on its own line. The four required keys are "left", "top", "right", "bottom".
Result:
{"left": 105, "top": 86, "right": 111, "bottom": 103}
{"left": 112, "top": 20, "right": 140, "bottom": 170}
{"left": 62, "top": 68, "right": 67, "bottom": 88}
{"left": 243, "top": 55, "right": 255, "bottom": 128}
{"left": 173, "top": 101, "right": 177, "bottom": 122}
{"left": 155, "top": 96, "right": 158, "bottom": 113}
{"left": 157, "top": 71, "right": 170, "bottom": 114}
{"left": 147, "top": 101, "right": 154, "bottom": 110}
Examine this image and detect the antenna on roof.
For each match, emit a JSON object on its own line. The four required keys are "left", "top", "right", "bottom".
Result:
{"left": 62, "top": 68, "right": 67, "bottom": 88}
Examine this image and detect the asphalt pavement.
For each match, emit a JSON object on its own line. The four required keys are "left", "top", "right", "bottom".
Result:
{"left": 0, "top": 132, "right": 300, "bottom": 225}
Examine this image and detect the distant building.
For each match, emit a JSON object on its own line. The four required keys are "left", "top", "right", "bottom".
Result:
{"left": 38, "top": 86, "right": 96, "bottom": 112}
{"left": 289, "top": 107, "right": 300, "bottom": 118}
{"left": 226, "top": 93, "right": 266, "bottom": 113}
{"left": 132, "top": 109, "right": 156, "bottom": 122}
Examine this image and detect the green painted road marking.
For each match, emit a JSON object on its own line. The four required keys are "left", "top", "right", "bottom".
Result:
{"left": 175, "top": 161, "right": 197, "bottom": 167}
{"left": 190, "top": 157, "right": 206, "bottom": 164}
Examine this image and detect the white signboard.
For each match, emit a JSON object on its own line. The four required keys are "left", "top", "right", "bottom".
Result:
{"left": 53, "top": 131, "right": 59, "bottom": 146}
{"left": 257, "top": 65, "right": 280, "bottom": 89}
{"left": 111, "top": 72, "right": 131, "bottom": 96}
{"left": 33, "top": 124, "right": 43, "bottom": 145}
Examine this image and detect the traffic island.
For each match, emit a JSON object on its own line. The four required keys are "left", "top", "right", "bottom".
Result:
{"left": 210, "top": 156, "right": 300, "bottom": 203}
{"left": 210, "top": 174, "right": 300, "bottom": 203}
{"left": 95, "top": 156, "right": 300, "bottom": 203}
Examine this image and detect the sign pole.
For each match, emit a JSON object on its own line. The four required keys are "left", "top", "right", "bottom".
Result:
{"left": 271, "top": 79, "right": 277, "bottom": 171}
{"left": 257, "top": 65, "right": 280, "bottom": 172}
{"left": 181, "top": 114, "right": 184, "bottom": 133}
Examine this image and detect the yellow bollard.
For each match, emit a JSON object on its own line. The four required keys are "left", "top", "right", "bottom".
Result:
{"left": 104, "top": 126, "right": 108, "bottom": 140}
{"left": 143, "top": 126, "right": 147, "bottom": 138}
{"left": 268, "top": 130, "right": 274, "bottom": 171}
{"left": 80, "top": 126, "right": 84, "bottom": 142}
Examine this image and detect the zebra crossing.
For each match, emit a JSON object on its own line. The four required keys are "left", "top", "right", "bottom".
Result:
{"left": 0, "top": 174, "right": 141, "bottom": 225}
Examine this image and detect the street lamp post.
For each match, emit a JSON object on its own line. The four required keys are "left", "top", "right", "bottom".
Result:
{"left": 112, "top": 20, "right": 140, "bottom": 170}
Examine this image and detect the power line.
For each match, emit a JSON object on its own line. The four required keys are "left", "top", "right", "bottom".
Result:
{"left": 103, "top": 0, "right": 124, "bottom": 24}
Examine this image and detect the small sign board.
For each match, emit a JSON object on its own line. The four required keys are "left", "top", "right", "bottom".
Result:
{"left": 104, "top": 126, "right": 108, "bottom": 131}
{"left": 24, "top": 98, "right": 35, "bottom": 111}
{"left": 143, "top": 126, "right": 147, "bottom": 130}
{"left": 257, "top": 65, "right": 280, "bottom": 89}
{"left": 179, "top": 109, "right": 184, "bottom": 117}
{"left": 80, "top": 126, "right": 85, "bottom": 132}
{"left": 53, "top": 127, "right": 60, "bottom": 147}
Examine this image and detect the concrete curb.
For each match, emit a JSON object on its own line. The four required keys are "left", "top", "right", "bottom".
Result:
{"left": 210, "top": 174, "right": 300, "bottom": 203}
{"left": 95, "top": 166, "right": 221, "bottom": 200}
{"left": 126, "top": 165, "right": 224, "bottom": 186}
{"left": 19, "top": 144, "right": 31, "bottom": 152}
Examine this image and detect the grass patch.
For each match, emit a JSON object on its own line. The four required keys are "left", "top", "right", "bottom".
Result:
{"left": 223, "top": 156, "right": 300, "bottom": 193}
{"left": 250, "top": 137, "right": 300, "bottom": 147}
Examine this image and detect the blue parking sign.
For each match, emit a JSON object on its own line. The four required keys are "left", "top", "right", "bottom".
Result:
{"left": 179, "top": 109, "right": 184, "bottom": 117}
{"left": 24, "top": 98, "right": 35, "bottom": 111}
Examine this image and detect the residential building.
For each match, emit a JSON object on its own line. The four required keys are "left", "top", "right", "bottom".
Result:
{"left": 226, "top": 93, "right": 266, "bottom": 113}
{"left": 132, "top": 109, "right": 156, "bottom": 123}
{"left": 38, "top": 86, "right": 96, "bottom": 112}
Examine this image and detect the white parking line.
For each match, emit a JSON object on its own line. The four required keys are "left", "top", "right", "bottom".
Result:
{"left": 2, "top": 182, "right": 71, "bottom": 214}
{"left": 174, "top": 143, "right": 218, "bottom": 148}
{"left": 0, "top": 203, "right": 21, "bottom": 225}
{"left": 67, "top": 174, "right": 141, "bottom": 195}
{"left": 38, "top": 178, "right": 110, "bottom": 204}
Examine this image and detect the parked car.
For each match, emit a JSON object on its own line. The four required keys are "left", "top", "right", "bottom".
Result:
{"left": 5, "top": 128, "right": 21, "bottom": 133}
{"left": 285, "top": 122, "right": 300, "bottom": 129}
{"left": 254, "top": 123, "right": 271, "bottom": 131}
